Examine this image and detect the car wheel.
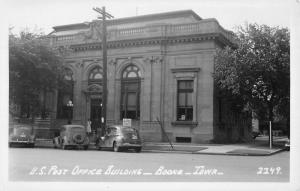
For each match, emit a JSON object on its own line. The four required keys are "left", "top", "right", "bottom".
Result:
{"left": 135, "top": 147, "right": 142, "bottom": 153}
{"left": 113, "top": 142, "right": 120, "bottom": 152}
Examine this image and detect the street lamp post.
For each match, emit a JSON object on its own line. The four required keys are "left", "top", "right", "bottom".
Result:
{"left": 67, "top": 100, "right": 73, "bottom": 124}
{"left": 267, "top": 95, "right": 273, "bottom": 149}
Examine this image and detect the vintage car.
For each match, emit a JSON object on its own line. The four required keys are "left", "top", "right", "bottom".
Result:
{"left": 96, "top": 125, "right": 142, "bottom": 152}
{"left": 285, "top": 139, "right": 290, "bottom": 151}
{"left": 252, "top": 131, "right": 261, "bottom": 139}
{"left": 53, "top": 124, "right": 89, "bottom": 150}
{"left": 9, "top": 126, "right": 35, "bottom": 147}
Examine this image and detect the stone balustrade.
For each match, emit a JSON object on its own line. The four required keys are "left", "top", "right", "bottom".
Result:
{"left": 52, "top": 34, "right": 77, "bottom": 43}
{"left": 50, "top": 19, "right": 235, "bottom": 46}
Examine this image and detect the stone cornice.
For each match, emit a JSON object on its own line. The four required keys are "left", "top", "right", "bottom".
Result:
{"left": 70, "top": 33, "right": 231, "bottom": 52}
{"left": 171, "top": 67, "right": 200, "bottom": 73}
{"left": 51, "top": 19, "right": 236, "bottom": 49}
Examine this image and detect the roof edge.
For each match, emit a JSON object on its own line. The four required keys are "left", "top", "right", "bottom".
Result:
{"left": 53, "top": 9, "right": 202, "bottom": 31}
{"left": 109, "top": 9, "right": 202, "bottom": 25}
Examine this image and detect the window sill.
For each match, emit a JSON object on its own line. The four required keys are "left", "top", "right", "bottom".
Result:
{"left": 171, "top": 121, "right": 198, "bottom": 127}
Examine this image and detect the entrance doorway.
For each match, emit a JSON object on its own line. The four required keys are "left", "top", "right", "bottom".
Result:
{"left": 90, "top": 98, "right": 102, "bottom": 135}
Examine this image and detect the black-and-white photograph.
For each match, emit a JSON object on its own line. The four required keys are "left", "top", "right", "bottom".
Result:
{"left": 1, "top": 0, "right": 300, "bottom": 190}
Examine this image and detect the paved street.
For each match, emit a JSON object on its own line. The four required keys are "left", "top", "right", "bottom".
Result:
{"left": 9, "top": 147, "right": 289, "bottom": 182}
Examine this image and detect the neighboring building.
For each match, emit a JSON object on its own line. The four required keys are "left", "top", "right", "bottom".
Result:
{"left": 37, "top": 10, "right": 251, "bottom": 143}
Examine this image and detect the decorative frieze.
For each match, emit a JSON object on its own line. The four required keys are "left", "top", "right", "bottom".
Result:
{"left": 143, "top": 56, "right": 163, "bottom": 65}
{"left": 75, "top": 61, "right": 84, "bottom": 68}
{"left": 69, "top": 33, "right": 230, "bottom": 52}
{"left": 83, "top": 83, "right": 103, "bottom": 94}
{"left": 171, "top": 67, "right": 200, "bottom": 73}
{"left": 108, "top": 58, "right": 117, "bottom": 66}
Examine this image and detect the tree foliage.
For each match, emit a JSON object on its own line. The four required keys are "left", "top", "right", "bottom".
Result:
{"left": 9, "top": 30, "right": 65, "bottom": 118}
{"left": 214, "top": 24, "right": 290, "bottom": 125}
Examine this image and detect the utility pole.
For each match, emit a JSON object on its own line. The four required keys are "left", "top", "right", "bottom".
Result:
{"left": 92, "top": 7, "right": 114, "bottom": 136}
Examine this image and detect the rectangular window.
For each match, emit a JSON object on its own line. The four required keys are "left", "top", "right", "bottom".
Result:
{"left": 127, "top": 93, "right": 136, "bottom": 107}
{"left": 121, "top": 81, "right": 140, "bottom": 120}
{"left": 177, "top": 80, "right": 193, "bottom": 121}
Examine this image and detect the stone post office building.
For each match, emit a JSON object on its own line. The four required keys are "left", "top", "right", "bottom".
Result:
{"left": 44, "top": 10, "right": 251, "bottom": 143}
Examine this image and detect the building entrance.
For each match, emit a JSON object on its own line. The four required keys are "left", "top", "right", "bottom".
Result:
{"left": 90, "top": 98, "right": 102, "bottom": 134}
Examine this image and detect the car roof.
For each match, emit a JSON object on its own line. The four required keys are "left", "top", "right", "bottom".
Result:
{"left": 108, "top": 125, "right": 135, "bottom": 129}
{"left": 13, "top": 126, "right": 32, "bottom": 129}
{"left": 62, "top": 124, "right": 85, "bottom": 129}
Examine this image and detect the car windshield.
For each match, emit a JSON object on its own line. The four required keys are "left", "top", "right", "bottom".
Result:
{"left": 121, "top": 127, "right": 138, "bottom": 135}
{"left": 13, "top": 128, "right": 31, "bottom": 135}
{"left": 70, "top": 126, "right": 85, "bottom": 133}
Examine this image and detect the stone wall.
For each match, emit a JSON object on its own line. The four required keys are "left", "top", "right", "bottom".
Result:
{"left": 48, "top": 11, "right": 238, "bottom": 143}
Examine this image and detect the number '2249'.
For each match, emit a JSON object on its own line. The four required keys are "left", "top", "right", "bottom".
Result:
{"left": 257, "top": 167, "right": 282, "bottom": 175}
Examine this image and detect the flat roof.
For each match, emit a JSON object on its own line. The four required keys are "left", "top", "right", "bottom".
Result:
{"left": 52, "top": 10, "right": 202, "bottom": 31}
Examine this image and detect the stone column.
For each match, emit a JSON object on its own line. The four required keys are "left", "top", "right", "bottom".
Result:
{"left": 142, "top": 57, "right": 153, "bottom": 122}
{"left": 73, "top": 61, "right": 84, "bottom": 123}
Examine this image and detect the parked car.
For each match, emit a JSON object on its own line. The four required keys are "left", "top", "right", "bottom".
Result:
{"left": 285, "top": 139, "right": 290, "bottom": 151}
{"left": 96, "top": 125, "right": 142, "bottom": 152}
{"left": 53, "top": 124, "right": 89, "bottom": 150}
{"left": 252, "top": 131, "right": 261, "bottom": 139}
{"left": 9, "top": 126, "right": 35, "bottom": 147}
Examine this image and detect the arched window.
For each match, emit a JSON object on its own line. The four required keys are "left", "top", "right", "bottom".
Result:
{"left": 57, "top": 68, "right": 74, "bottom": 119}
{"left": 121, "top": 65, "right": 141, "bottom": 120}
{"left": 88, "top": 66, "right": 103, "bottom": 84}
{"left": 122, "top": 65, "right": 141, "bottom": 78}
{"left": 88, "top": 67, "right": 103, "bottom": 132}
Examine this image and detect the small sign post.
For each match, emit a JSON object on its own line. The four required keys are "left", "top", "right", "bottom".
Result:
{"left": 269, "top": 121, "right": 272, "bottom": 149}
{"left": 123, "top": 118, "right": 132, "bottom": 127}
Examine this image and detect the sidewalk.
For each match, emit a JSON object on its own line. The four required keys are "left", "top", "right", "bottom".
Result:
{"left": 34, "top": 136, "right": 287, "bottom": 156}
{"left": 143, "top": 136, "right": 287, "bottom": 156}
{"left": 142, "top": 142, "right": 283, "bottom": 156}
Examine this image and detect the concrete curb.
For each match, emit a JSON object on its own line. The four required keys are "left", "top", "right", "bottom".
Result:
{"left": 32, "top": 139, "right": 287, "bottom": 156}
{"left": 141, "top": 148, "right": 286, "bottom": 156}
{"left": 142, "top": 149, "right": 193, "bottom": 154}
{"left": 191, "top": 148, "right": 285, "bottom": 156}
{"left": 141, "top": 144, "right": 286, "bottom": 156}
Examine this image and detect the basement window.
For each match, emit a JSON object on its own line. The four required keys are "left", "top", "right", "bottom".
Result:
{"left": 176, "top": 137, "right": 192, "bottom": 143}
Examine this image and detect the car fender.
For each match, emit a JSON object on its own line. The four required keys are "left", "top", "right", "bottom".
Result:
{"left": 97, "top": 137, "right": 105, "bottom": 147}
{"left": 113, "top": 139, "right": 121, "bottom": 147}
{"left": 59, "top": 136, "right": 67, "bottom": 145}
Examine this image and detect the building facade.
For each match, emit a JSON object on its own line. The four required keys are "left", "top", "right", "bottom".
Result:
{"left": 42, "top": 10, "right": 251, "bottom": 143}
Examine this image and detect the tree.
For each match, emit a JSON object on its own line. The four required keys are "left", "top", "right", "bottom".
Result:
{"left": 214, "top": 23, "right": 290, "bottom": 142}
{"left": 9, "top": 30, "right": 65, "bottom": 120}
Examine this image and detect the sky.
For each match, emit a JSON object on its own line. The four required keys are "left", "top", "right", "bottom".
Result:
{"left": 3, "top": 0, "right": 293, "bottom": 35}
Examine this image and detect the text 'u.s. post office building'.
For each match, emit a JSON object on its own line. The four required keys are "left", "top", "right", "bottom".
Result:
{"left": 45, "top": 10, "right": 251, "bottom": 143}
